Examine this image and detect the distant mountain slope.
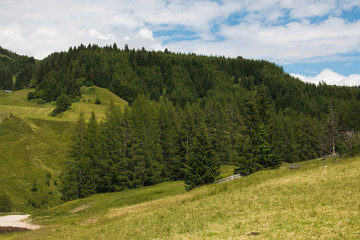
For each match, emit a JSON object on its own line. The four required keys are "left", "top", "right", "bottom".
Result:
{"left": 0, "top": 46, "right": 35, "bottom": 90}
{"left": 0, "top": 46, "right": 35, "bottom": 75}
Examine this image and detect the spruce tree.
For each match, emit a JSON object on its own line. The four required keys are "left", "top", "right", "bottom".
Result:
{"left": 130, "top": 95, "right": 164, "bottom": 186}
{"left": 234, "top": 92, "right": 262, "bottom": 175}
{"left": 158, "top": 100, "right": 182, "bottom": 180}
{"left": 61, "top": 112, "right": 96, "bottom": 200}
{"left": 99, "top": 101, "right": 130, "bottom": 192}
{"left": 255, "top": 86, "right": 280, "bottom": 169}
{"left": 184, "top": 124, "right": 220, "bottom": 191}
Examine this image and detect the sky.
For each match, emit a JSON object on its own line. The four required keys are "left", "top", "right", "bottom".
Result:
{"left": 1, "top": 0, "right": 360, "bottom": 86}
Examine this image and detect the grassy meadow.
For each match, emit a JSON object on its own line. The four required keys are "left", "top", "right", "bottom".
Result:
{"left": 3, "top": 156, "right": 360, "bottom": 239}
{"left": 0, "top": 86, "right": 127, "bottom": 122}
{"left": 0, "top": 87, "right": 127, "bottom": 211}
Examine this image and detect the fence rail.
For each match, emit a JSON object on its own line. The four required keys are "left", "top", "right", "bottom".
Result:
{"left": 214, "top": 173, "right": 241, "bottom": 184}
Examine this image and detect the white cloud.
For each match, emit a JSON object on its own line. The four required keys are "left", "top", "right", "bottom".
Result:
{"left": 137, "top": 28, "right": 154, "bottom": 41}
{"left": 291, "top": 69, "right": 360, "bottom": 86}
{"left": 89, "top": 29, "right": 115, "bottom": 41}
{"left": 0, "top": 23, "right": 25, "bottom": 42}
{"left": 31, "top": 27, "right": 59, "bottom": 39}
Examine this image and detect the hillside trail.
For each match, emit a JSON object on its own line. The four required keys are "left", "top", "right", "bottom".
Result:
{"left": 0, "top": 214, "right": 41, "bottom": 230}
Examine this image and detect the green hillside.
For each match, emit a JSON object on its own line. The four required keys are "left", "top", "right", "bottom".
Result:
{"left": 0, "top": 87, "right": 127, "bottom": 211}
{"left": 4, "top": 156, "right": 359, "bottom": 239}
{"left": 0, "top": 86, "right": 127, "bottom": 121}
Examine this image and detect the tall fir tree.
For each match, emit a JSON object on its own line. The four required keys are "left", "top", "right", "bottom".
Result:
{"left": 130, "top": 94, "right": 164, "bottom": 186}
{"left": 184, "top": 123, "right": 220, "bottom": 191}
{"left": 234, "top": 92, "right": 262, "bottom": 175}
{"left": 158, "top": 100, "right": 182, "bottom": 180}
{"left": 60, "top": 112, "right": 96, "bottom": 200}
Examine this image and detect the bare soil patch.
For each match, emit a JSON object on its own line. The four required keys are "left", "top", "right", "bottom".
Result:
{"left": 0, "top": 214, "right": 41, "bottom": 231}
{"left": 0, "top": 226, "right": 30, "bottom": 234}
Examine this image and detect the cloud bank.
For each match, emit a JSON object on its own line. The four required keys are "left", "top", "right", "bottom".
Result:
{"left": 291, "top": 69, "right": 360, "bottom": 86}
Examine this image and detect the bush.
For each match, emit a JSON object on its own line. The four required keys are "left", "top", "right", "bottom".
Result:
{"left": 27, "top": 91, "right": 35, "bottom": 100}
{"left": 36, "top": 99, "right": 46, "bottom": 105}
{"left": 0, "top": 193, "right": 13, "bottom": 212}
{"left": 52, "top": 94, "right": 72, "bottom": 116}
{"left": 34, "top": 89, "right": 47, "bottom": 100}
{"left": 95, "top": 97, "right": 101, "bottom": 104}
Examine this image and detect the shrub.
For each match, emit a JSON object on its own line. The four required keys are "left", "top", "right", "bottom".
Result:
{"left": 52, "top": 94, "right": 72, "bottom": 116}
{"left": 0, "top": 193, "right": 13, "bottom": 212}
{"left": 27, "top": 91, "right": 35, "bottom": 100}
{"left": 95, "top": 97, "right": 101, "bottom": 104}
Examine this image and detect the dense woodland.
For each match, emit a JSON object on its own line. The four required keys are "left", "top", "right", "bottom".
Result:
{"left": 0, "top": 46, "right": 35, "bottom": 90}
{"left": 2, "top": 44, "right": 360, "bottom": 198}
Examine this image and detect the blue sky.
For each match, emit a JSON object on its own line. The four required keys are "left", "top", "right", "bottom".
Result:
{"left": 1, "top": 0, "right": 360, "bottom": 85}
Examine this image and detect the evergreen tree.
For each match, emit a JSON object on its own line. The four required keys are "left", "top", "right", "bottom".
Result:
{"left": 130, "top": 95, "right": 164, "bottom": 186}
{"left": 61, "top": 112, "right": 96, "bottom": 200}
{"left": 325, "top": 101, "right": 339, "bottom": 155}
{"left": 85, "top": 111, "right": 102, "bottom": 188}
{"left": 255, "top": 86, "right": 280, "bottom": 169}
{"left": 158, "top": 100, "right": 182, "bottom": 180}
{"left": 184, "top": 124, "right": 220, "bottom": 191}
{"left": 273, "top": 110, "right": 299, "bottom": 163}
{"left": 52, "top": 94, "right": 72, "bottom": 116}
{"left": 0, "top": 67, "right": 13, "bottom": 90}
{"left": 234, "top": 92, "right": 262, "bottom": 175}
{"left": 99, "top": 101, "right": 130, "bottom": 192}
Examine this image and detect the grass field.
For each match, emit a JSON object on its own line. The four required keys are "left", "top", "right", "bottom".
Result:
{"left": 3, "top": 156, "right": 359, "bottom": 239}
{"left": 0, "top": 87, "right": 128, "bottom": 212}
{"left": 0, "top": 117, "right": 73, "bottom": 211}
{"left": 57, "top": 86, "right": 128, "bottom": 121}
{"left": 0, "top": 86, "right": 127, "bottom": 122}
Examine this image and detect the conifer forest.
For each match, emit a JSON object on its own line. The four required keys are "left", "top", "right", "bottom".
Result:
{"left": 2, "top": 44, "right": 360, "bottom": 199}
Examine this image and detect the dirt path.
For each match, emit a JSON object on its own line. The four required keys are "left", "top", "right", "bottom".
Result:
{"left": 0, "top": 215, "right": 41, "bottom": 230}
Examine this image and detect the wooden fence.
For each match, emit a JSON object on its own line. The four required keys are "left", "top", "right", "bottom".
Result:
{"left": 214, "top": 173, "right": 241, "bottom": 184}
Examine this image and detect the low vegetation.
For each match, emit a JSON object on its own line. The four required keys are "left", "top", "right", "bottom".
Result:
{"left": 3, "top": 157, "right": 359, "bottom": 239}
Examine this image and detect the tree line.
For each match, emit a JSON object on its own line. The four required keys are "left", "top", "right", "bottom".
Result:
{"left": 61, "top": 82, "right": 355, "bottom": 199}
{"left": 61, "top": 95, "right": 222, "bottom": 200}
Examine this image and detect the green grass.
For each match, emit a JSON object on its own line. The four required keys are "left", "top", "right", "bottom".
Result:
{"left": 0, "top": 53, "right": 14, "bottom": 61}
{"left": 219, "top": 165, "right": 235, "bottom": 178}
{"left": 0, "top": 86, "right": 127, "bottom": 122}
{"left": 0, "top": 117, "right": 73, "bottom": 211}
{"left": 3, "top": 157, "right": 360, "bottom": 239}
{"left": 56, "top": 86, "right": 127, "bottom": 121}
{"left": 0, "top": 86, "right": 127, "bottom": 212}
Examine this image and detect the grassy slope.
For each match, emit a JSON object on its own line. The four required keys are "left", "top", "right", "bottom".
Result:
{"left": 0, "top": 53, "right": 14, "bottom": 61}
{"left": 4, "top": 157, "right": 360, "bottom": 240}
{"left": 0, "top": 117, "right": 73, "bottom": 211}
{"left": 0, "top": 87, "right": 127, "bottom": 211}
{"left": 0, "top": 86, "right": 127, "bottom": 122}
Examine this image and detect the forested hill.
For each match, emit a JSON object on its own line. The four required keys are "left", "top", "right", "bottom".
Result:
{"left": 0, "top": 46, "right": 35, "bottom": 90}
{"left": 2, "top": 44, "right": 360, "bottom": 199}
{"left": 26, "top": 44, "right": 360, "bottom": 126}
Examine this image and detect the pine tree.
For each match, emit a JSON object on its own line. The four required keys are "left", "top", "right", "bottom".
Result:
{"left": 184, "top": 124, "right": 220, "bottom": 191}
